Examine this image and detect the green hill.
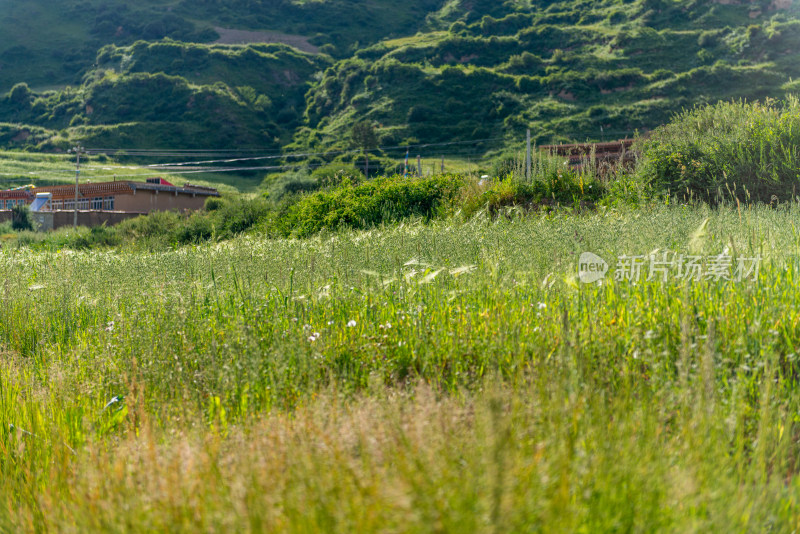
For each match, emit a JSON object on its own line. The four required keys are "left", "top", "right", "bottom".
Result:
{"left": 0, "top": 0, "right": 439, "bottom": 91}
{"left": 1, "top": 0, "right": 800, "bottom": 157}
{"left": 298, "top": 0, "right": 800, "bottom": 151}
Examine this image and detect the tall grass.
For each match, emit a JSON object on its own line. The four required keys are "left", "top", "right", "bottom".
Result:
{"left": 1, "top": 203, "right": 800, "bottom": 529}
{"left": 638, "top": 96, "right": 800, "bottom": 203}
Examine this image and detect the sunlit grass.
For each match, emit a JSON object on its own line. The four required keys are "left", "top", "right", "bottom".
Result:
{"left": 3, "top": 203, "right": 800, "bottom": 530}
{"left": 0, "top": 150, "right": 255, "bottom": 193}
{"left": 382, "top": 31, "right": 449, "bottom": 49}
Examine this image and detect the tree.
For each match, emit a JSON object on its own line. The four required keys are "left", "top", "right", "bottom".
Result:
{"left": 8, "top": 83, "right": 32, "bottom": 109}
{"left": 350, "top": 121, "right": 378, "bottom": 179}
{"left": 11, "top": 204, "right": 33, "bottom": 231}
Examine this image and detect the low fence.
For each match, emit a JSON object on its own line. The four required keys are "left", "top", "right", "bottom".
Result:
{"left": 0, "top": 210, "right": 144, "bottom": 231}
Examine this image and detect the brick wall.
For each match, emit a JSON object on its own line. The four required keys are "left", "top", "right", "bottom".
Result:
{"left": 114, "top": 190, "right": 208, "bottom": 212}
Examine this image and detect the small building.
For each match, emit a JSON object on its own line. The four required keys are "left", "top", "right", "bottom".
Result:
{"left": 0, "top": 178, "right": 219, "bottom": 214}
{"left": 0, "top": 178, "right": 220, "bottom": 230}
{"left": 0, "top": 188, "right": 33, "bottom": 210}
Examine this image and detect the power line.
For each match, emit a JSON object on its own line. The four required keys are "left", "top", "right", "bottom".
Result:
{"left": 86, "top": 136, "right": 507, "bottom": 156}
{"left": 83, "top": 164, "right": 294, "bottom": 179}
{"left": 77, "top": 148, "right": 497, "bottom": 175}
{"left": 81, "top": 136, "right": 507, "bottom": 166}
{"left": 143, "top": 149, "right": 359, "bottom": 168}
{"left": 7, "top": 135, "right": 507, "bottom": 182}
{"left": 85, "top": 148, "right": 277, "bottom": 154}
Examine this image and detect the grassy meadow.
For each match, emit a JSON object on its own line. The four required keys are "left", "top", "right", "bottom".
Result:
{"left": 3, "top": 0, "right": 800, "bottom": 527}
{"left": 2, "top": 98, "right": 800, "bottom": 531}
{"left": 0, "top": 149, "right": 257, "bottom": 193}
{"left": 3, "top": 201, "right": 800, "bottom": 530}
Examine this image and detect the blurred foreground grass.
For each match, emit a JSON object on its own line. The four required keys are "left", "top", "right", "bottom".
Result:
{"left": 3, "top": 203, "right": 800, "bottom": 530}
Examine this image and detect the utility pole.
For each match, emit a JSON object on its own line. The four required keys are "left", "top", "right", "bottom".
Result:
{"left": 417, "top": 155, "right": 422, "bottom": 177}
{"left": 526, "top": 129, "right": 532, "bottom": 182}
{"left": 69, "top": 146, "right": 86, "bottom": 229}
{"left": 441, "top": 156, "right": 444, "bottom": 174}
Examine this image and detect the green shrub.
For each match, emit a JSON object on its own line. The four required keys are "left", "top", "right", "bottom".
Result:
{"left": 68, "top": 224, "right": 121, "bottom": 249}
{"left": 637, "top": 97, "right": 800, "bottom": 203}
{"left": 600, "top": 170, "right": 649, "bottom": 208}
{"left": 311, "top": 164, "right": 364, "bottom": 188}
{"left": 114, "top": 197, "right": 273, "bottom": 246}
{"left": 11, "top": 204, "right": 32, "bottom": 231}
{"left": 176, "top": 212, "right": 215, "bottom": 244}
{"left": 7, "top": 83, "right": 32, "bottom": 108}
{"left": 263, "top": 169, "right": 319, "bottom": 200}
{"left": 116, "top": 211, "right": 182, "bottom": 247}
{"left": 276, "top": 174, "right": 465, "bottom": 237}
{"left": 204, "top": 197, "right": 224, "bottom": 211}
{"left": 491, "top": 155, "right": 526, "bottom": 179}
{"left": 462, "top": 169, "right": 605, "bottom": 218}
{"left": 213, "top": 197, "right": 271, "bottom": 238}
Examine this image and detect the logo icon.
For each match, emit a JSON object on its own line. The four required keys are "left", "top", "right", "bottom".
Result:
{"left": 579, "top": 252, "right": 608, "bottom": 283}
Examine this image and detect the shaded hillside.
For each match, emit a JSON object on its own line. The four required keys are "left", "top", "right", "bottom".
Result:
{"left": 0, "top": 0, "right": 217, "bottom": 92}
{"left": 296, "top": 0, "right": 800, "bottom": 150}
{"left": 0, "top": 42, "right": 329, "bottom": 150}
{"left": 2, "top": 0, "right": 800, "bottom": 155}
{"left": 0, "top": 0, "right": 443, "bottom": 92}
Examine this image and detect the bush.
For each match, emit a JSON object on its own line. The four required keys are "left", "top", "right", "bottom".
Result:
{"left": 461, "top": 168, "right": 605, "bottom": 218}
{"left": 204, "top": 197, "right": 224, "bottom": 211}
{"left": 213, "top": 197, "right": 271, "bottom": 238}
{"left": 7, "top": 83, "right": 32, "bottom": 107}
{"left": 637, "top": 97, "right": 800, "bottom": 203}
{"left": 116, "top": 211, "right": 182, "bottom": 247}
{"left": 11, "top": 204, "right": 33, "bottom": 231}
{"left": 176, "top": 212, "right": 215, "bottom": 244}
{"left": 276, "top": 175, "right": 465, "bottom": 237}
{"left": 68, "top": 225, "right": 121, "bottom": 249}
{"left": 115, "top": 197, "right": 272, "bottom": 246}
{"left": 491, "top": 154, "right": 526, "bottom": 179}
{"left": 263, "top": 168, "right": 319, "bottom": 200}
{"left": 311, "top": 164, "right": 364, "bottom": 188}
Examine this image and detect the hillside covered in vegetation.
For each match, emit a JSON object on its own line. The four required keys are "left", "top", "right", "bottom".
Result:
{"left": 1, "top": 0, "right": 800, "bottom": 155}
